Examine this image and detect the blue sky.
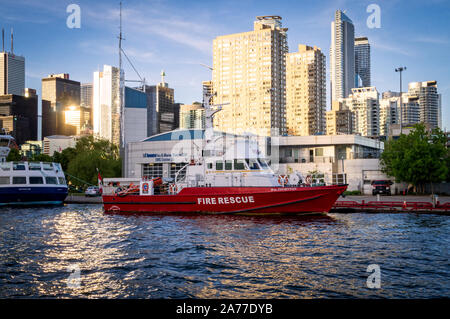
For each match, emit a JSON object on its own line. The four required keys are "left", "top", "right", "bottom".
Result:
{"left": 1, "top": 0, "right": 449, "bottom": 129}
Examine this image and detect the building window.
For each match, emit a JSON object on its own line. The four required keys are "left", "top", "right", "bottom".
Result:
{"left": 315, "top": 148, "right": 324, "bottom": 156}
{"left": 332, "top": 174, "right": 346, "bottom": 185}
{"left": 143, "top": 163, "right": 163, "bottom": 179}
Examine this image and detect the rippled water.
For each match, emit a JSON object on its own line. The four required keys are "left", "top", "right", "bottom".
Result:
{"left": 0, "top": 204, "right": 449, "bottom": 298}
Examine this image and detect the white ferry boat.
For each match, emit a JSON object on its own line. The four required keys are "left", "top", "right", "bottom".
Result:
{"left": 0, "top": 134, "right": 68, "bottom": 206}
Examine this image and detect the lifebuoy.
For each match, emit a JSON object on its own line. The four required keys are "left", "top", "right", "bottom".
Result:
{"left": 278, "top": 175, "right": 289, "bottom": 185}
{"left": 142, "top": 182, "right": 149, "bottom": 192}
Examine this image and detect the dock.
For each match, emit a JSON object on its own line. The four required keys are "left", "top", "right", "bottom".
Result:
{"left": 332, "top": 195, "right": 450, "bottom": 215}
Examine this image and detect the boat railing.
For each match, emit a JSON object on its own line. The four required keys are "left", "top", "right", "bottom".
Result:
{"left": 175, "top": 163, "right": 189, "bottom": 184}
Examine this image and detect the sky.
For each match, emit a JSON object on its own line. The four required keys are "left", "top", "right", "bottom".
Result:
{"left": 1, "top": 0, "right": 449, "bottom": 129}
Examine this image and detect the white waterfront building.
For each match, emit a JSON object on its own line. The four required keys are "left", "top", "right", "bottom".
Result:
{"left": 123, "top": 129, "right": 394, "bottom": 194}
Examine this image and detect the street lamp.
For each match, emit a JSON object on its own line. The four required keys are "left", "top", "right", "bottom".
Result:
{"left": 395, "top": 66, "right": 407, "bottom": 135}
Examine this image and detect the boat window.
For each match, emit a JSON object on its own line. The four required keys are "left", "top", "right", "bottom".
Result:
{"left": 0, "top": 139, "right": 9, "bottom": 147}
{"left": 246, "top": 159, "right": 260, "bottom": 170}
{"left": 58, "top": 177, "right": 66, "bottom": 185}
{"left": 207, "top": 163, "right": 213, "bottom": 169}
{"left": 30, "top": 176, "right": 44, "bottom": 184}
{"left": 234, "top": 159, "right": 246, "bottom": 170}
{"left": 43, "top": 163, "right": 53, "bottom": 171}
{"left": 13, "top": 162, "right": 26, "bottom": 171}
{"left": 225, "top": 160, "right": 232, "bottom": 170}
{"left": 0, "top": 162, "right": 11, "bottom": 171}
{"left": 0, "top": 176, "right": 10, "bottom": 184}
{"left": 45, "top": 177, "right": 58, "bottom": 184}
{"left": 12, "top": 176, "right": 27, "bottom": 184}
{"left": 258, "top": 159, "right": 269, "bottom": 169}
{"left": 216, "top": 161, "right": 223, "bottom": 170}
{"left": 29, "top": 162, "right": 41, "bottom": 170}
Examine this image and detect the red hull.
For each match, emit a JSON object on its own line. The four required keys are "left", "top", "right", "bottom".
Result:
{"left": 102, "top": 185, "right": 347, "bottom": 215}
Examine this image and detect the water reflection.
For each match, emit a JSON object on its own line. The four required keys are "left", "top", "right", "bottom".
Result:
{"left": 0, "top": 206, "right": 449, "bottom": 298}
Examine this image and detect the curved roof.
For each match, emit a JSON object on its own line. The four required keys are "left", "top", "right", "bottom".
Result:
{"left": 141, "top": 129, "right": 205, "bottom": 142}
{"left": 140, "top": 129, "right": 246, "bottom": 142}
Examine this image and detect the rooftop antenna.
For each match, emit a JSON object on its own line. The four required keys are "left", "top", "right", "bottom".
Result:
{"left": 10, "top": 27, "right": 13, "bottom": 54}
{"left": 118, "top": 1, "right": 125, "bottom": 150}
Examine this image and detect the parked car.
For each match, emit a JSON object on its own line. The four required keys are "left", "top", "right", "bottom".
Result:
{"left": 85, "top": 186, "right": 101, "bottom": 197}
{"left": 371, "top": 180, "right": 393, "bottom": 195}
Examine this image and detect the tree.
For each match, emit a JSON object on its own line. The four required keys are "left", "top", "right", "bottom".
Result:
{"left": 380, "top": 123, "right": 448, "bottom": 194}
{"left": 6, "top": 148, "right": 22, "bottom": 161}
{"left": 65, "top": 136, "right": 121, "bottom": 188}
{"left": 30, "top": 153, "right": 53, "bottom": 162}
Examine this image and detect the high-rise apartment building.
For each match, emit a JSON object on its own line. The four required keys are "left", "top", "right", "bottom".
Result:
{"left": 286, "top": 44, "right": 326, "bottom": 136}
{"left": 408, "top": 81, "right": 442, "bottom": 128}
{"left": 0, "top": 51, "right": 25, "bottom": 96}
{"left": 41, "top": 73, "right": 80, "bottom": 138}
{"left": 326, "top": 101, "right": 353, "bottom": 135}
{"left": 180, "top": 103, "right": 205, "bottom": 129}
{"left": 354, "top": 37, "right": 370, "bottom": 87}
{"left": 379, "top": 96, "right": 399, "bottom": 136}
{"left": 212, "top": 15, "right": 288, "bottom": 136}
{"left": 340, "top": 87, "right": 379, "bottom": 136}
{"left": 93, "top": 65, "right": 121, "bottom": 144}
{"left": 143, "top": 72, "right": 177, "bottom": 136}
{"left": 330, "top": 10, "right": 355, "bottom": 101}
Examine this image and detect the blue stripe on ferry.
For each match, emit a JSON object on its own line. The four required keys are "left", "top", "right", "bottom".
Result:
{"left": 0, "top": 186, "right": 68, "bottom": 204}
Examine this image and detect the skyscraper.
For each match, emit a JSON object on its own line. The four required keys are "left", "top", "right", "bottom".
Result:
{"left": 0, "top": 52, "right": 25, "bottom": 96}
{"left": 354, "top": 37, "right": 371, "bottom": 87}
{"left": 0, "top": 93, "right": 38, "bottom": 144}
{"left": 286, "top": 44, "right": 326, "bottom": 136}
{"left": 212, "top": 16, "right": 288, "bottom": 136}
{"left": 330, "top": 10, "right": 355, "bottom": 101}
{"left": 143, "top": 71, "right": 177, "bottom": 136}
{"left": 93, "top": 65, "right": 121, "bottom": 144}
{"left": 408, "top": 81, "right": 442, "bottom": 128}
{"left": 41, "top": 73, "right": 80, "bottom": 138}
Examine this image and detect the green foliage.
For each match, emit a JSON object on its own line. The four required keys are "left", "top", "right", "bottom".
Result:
{"left": 30, "top": 153, "right": 53, "bottom": 162}
{"left": 65, "top": 136, "right": 121, "bottom": 188}
{"left": 6, "top": 148, "right": 22, "bottom": 161}
{"left": 380, "top": 123, "right": 448, "bottom": 192}
{"left": 43, "top": 136, "right": 122, "bottom": 188}
{"left": 343, "top": 190, "right": 362, "bottom": 195}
